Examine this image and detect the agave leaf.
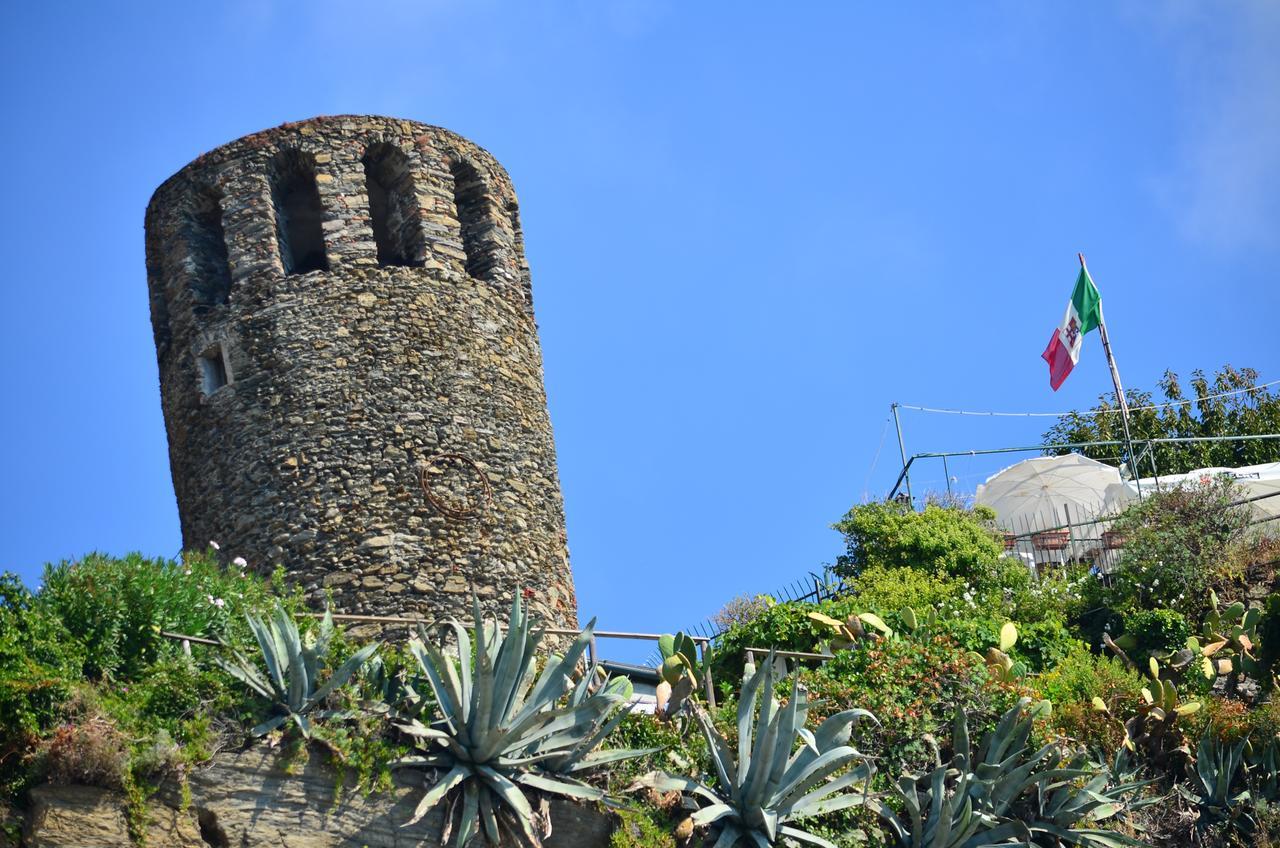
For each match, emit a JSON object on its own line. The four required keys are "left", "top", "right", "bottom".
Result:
{"left": 635, "top": 771, "right": 726, "bottom": 806}
{"left": 743, "top": 669, "right": 783, "bottom": 809}
{"left": 477, "top": 764, "right": 543, "bottom": 847}
{"left": 477, "top": 787, "right": 502, "bottom": 846}
{"left": 736, "top": 650, "right": 771, "bottom": 783}
{"left": 775, "top": 746, "right": 866, "bottom": 810}
{"left": 409, "top": 637, "right": 465, "bottom": 731}
{"left": 247, "top": 614, "right": 285, "bottom": 695}
{"left": 562, "top": 746, "right": 663, "bottom": 773}
{"left": 442, "top": 620, "right": 473, "bottom": 722}
{"left": 406, "top": 764, "right": 469, "bottom": 827}
{"left": 307, "top": 641, "right": 380, "bottom": 710}
{"left": 215, "top": 652, "right": 275, "bottom": 701}
{"left": 785, "top": 763, "right": 873, "bottom": 818}
{"left": 691, "top": 804, "right": 737, "bottom": 827}
{"left": 292, "top": 712, "right": 312, "bottom": 739}
{"left": 513, "top": 770, "right": 607, "bottom": 802}
{"left": 250, "top": 713, "right": 289, "bottom": 737}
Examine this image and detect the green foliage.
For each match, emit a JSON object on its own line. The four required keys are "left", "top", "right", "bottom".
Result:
{"left": 842, "top": 566, "right": 967, "bottom": 618}
{"left": 216, "top": 603, "right": 380, "bottom": 739}
{"left": 1101, "top": 477, "right": 1254, "bottom": 621}
{"left": 393, "top": 592, "right": 647, "bottom": 847}
{"left": 802, "top": 634, "right": 1015, "bottom": 781}
{"left": 641, "top": 653, "right": 876, "bottom": 848}
{"left": 1123, "top": 609, "right": 1192, "bottom": 660}
{"left": 832, "top": 502, "right": 1006, "bottom": 588}
{"left": 876, "top": 699, "right": 1147, "bottom": 848}
{"left": 1258, "top": 594, "right": 1280, "bottom": 683}
{"left": 713, "top": 599, "right": 842, "bottom": 683}
{"left": 1180, "top": 729, "right": 1253, "bottom": 832}
{"left": 1042, "top": 365, "right": 1280, "bottom": 474}
{"left": 1033, "top": 644, "right": 1146, "bottom": 751}
{"left": 35, "top": 550, "right": 282, "bottom": 681}
{"left": 0, "top": 573, "right": 83, "bottom": 741}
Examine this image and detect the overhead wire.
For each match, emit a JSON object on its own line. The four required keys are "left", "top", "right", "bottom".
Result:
{"left": 897, "top": 379, "right": 1279, "bottom": 419}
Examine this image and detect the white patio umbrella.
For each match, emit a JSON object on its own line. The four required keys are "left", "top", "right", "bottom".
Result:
{"left": 975, "top": 454, "right": 1122, "bottom": 545}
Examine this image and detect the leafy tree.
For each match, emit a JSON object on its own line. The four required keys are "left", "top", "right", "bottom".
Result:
{"left": 1042, "top": 365, "right": 1280, "bottom": 475}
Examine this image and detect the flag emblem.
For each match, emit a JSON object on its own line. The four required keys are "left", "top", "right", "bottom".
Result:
{"left": 1041, "top": 267, "right": 1102, "bottom": 391}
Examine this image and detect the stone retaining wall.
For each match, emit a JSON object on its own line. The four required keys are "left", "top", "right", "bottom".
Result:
{"left": 24, "top": 746, "right": 615, "bottom": 847}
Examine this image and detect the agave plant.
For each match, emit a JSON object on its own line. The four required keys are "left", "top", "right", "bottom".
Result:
{"left": 639, "top": 651, "right": 877, "bottom": 847}
{"left": 393, "top": 591, "right": 651, "bottom": 847}
{"left": 876, "top": 764, "right": 1030, "bottom": 848}
{"left": 216, "top": 602, "right": 380, "bottom": 738}
{"left": 1178, "top": 729, "right": 1252, "bottom": 831}
{"left": 1027, "top": 751, "right": 1153, "bottom": 848}
{"left": 880, "top": 701, "right": 1149, "bottom": 848}
{"left": 1246, "top": 732, "right": 1280, "bottom": 801}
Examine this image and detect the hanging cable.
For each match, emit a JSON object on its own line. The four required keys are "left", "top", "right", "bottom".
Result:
{"left": 897, "top": 379, "right": 1279, "bottom": 418}
{"left": 862, "top": 417, "right": 890, "bottom": 502}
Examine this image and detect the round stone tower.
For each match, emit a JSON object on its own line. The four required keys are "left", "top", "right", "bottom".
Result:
{"left": 144, "top": 116, "right": 576, "bottom": 627}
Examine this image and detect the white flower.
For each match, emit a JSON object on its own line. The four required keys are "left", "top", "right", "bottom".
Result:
{"left": 233, "top": 556, "right": 247, "bottom": 569}
{"left": 215, "top": 597, "right": 225, "bottom": 608}
{"left": 210, "top": 540, "right": 221, "bottom": 551}
{"left": 183, "top": 568, "right": 192, "bottom": 576}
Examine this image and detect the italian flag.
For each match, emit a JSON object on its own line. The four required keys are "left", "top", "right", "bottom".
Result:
{"left": 1041, "top": 266, "right": 1101, "bottom": 391}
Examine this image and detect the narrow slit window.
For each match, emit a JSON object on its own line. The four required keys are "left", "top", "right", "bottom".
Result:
{"left": 450, "top": 160, "right": 492, "bottom": 279}
{"left": 270, "top": 150, "right": 328, "bottom": 275}
{"left": 186, "top": 185, "right": 232, "bottom": 306}
{"left": 363, "top": 143, "right": 423, "bottom": 267}
{"left": 199, "top": 346, "right": 230, "bottom": 395}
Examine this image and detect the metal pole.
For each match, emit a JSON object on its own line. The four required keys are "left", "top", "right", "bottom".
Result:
{"left": 1079, "top": 253, "right": 1141, "bottom": 497}
{"left": 891, "top": 402, "right": 913, "bottom": 506}
{"left": 942, "top": 454, "right": 953, "bottom": 498}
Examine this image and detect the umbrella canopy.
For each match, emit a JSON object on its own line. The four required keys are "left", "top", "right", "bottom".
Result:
{"left": 975, "top": 454, "right": 1122, "bottom": 534}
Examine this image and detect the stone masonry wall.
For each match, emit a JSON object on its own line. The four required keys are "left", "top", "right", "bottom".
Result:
{"left": 144, "top": 116, "right": 576, "bottom": 627}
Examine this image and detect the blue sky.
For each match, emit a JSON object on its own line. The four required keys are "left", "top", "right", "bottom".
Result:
{"left": 1, "top": 2, "right": 1277, "bottom": 661}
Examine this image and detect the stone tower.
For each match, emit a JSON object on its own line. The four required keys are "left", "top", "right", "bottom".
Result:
{"left": 144, "top": 116, "right": 576, "bottom": 627}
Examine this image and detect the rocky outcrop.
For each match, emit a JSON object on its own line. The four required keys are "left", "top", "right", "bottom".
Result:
{"left": 24, "top": 746, "right": 615, "bottom": 847}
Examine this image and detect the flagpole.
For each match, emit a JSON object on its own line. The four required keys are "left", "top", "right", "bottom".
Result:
{"left": 1079, "top": 253, "right": 1142, "bottom": 495}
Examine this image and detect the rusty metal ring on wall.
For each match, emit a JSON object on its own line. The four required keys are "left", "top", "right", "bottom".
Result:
{"left": 418, "top": 452, "right": 493, "bottom": 520}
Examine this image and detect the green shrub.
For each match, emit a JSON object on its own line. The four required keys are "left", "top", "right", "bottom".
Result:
{"left": 711, "top": 598, "right": 838, "bottom": 683}
{"left": 832, "top": 501, "right": 1006, "bottom": 587}
{"left": 1102, "top": 477, "right": 1254, "bottom": 620}
{"left": 0, "top": 574, "right": 83, "bottom": 737}
{"left": 1032, "top": 642, "right": 1145, "bottom": 751}
{"left": 800, "top": 633, "right": 1019, "bottom": 782}
{"left": 1124, "top": 608, "right": 1192, "bottom": 659}
{"left": 842, "top": 564, "right": 966, "bottom": 616}
{"left": 36, "top": 550, "right": 281, "bottom": 681}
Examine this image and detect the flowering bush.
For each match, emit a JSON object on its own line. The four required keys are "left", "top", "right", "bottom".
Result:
{"left": 1101, "top": 477, "right": 1254, "bottom": 620}
{"left": 710, "top": 593, "right": 774, "bottom": 632}
{"left": 35, "top": 550, "right": 284, "bottom": 681}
